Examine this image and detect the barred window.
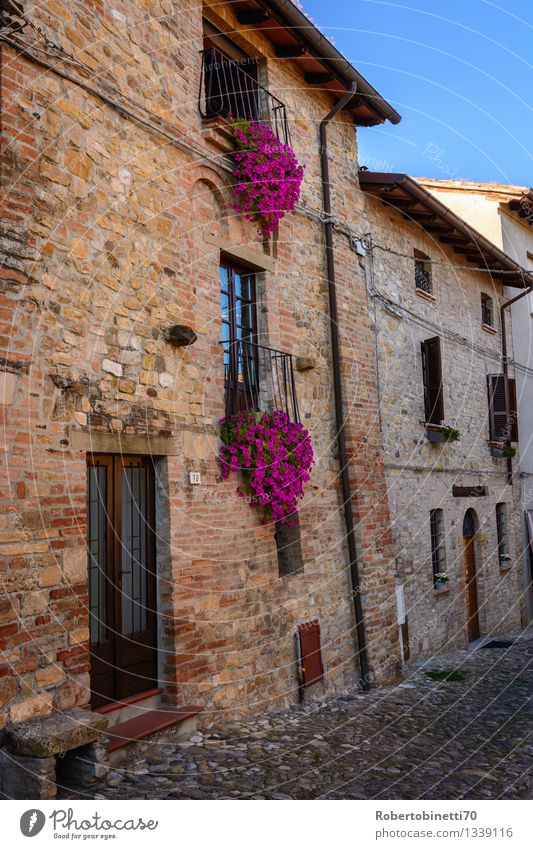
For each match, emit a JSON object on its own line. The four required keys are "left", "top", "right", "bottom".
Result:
{"left": 481, "top": 293, "right": 494, "bottom": 327}
{"left": 496, "top": 503, "right": 509, "bottom": 563}
{"left": 430, "top": 509, "right": 447, "bottom": 587}
{"left": 415, "top": 249, "right": 432, "bottom": 294}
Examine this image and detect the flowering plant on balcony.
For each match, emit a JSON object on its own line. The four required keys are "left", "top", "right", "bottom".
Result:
{"left": 219, "top": 409, "right": 314, "bottom": 523}
{"left": 230, "top": 119, "right": 305, "bottom": 237}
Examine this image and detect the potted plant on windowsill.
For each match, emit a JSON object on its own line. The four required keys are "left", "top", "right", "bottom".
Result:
{"left": 434, "top": 572, "right": 449, "bottom": 590}
{"left": 490, "top": 441, "right": 504, "bottom": 458}
{"left": 425, "top": 422, "right": 445, "bottom": 443}
{"left": 219, "top": 409, "right": 314, "bottom": 525}
{"left": 442, "top": 426, "right": 460, "bottom": 443}
{"left": 425, "top": 423, "right": 460, "bottom": 444}
{"left": 499, "top": 554, "right": 512, "bottom": 568}
{"left": 503, "top": 445, "right": 517, "bottom": 458}
{"left": 229, "top": 119, "right": 305, "bottom": 238}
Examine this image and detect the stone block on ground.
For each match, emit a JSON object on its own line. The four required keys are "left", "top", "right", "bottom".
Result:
{"left": 56, "top": 740, "right": 108, "bottom": 789}
{"left": 4, "top": 707, "right": 108, "bottom": 757}
{"left": 0, "top": 747, "right": 56, "bottom": 800}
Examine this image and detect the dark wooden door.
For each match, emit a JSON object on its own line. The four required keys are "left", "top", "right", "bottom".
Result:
{"left": 87, "top": 455, "right": 157, "bottom": 708}
{"left": 464, "top": 535, "right": 480, "bottom": 642}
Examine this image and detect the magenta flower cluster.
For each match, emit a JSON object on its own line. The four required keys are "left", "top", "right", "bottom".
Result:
{"left": 230, "top": 119, "right": 305, "bottom": 237}
{"left": 219, "top": 410, "right": 314, "bottom": 524}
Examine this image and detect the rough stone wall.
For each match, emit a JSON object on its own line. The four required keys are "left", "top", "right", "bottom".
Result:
{"left": 364, "top": 195, "right": 523, "bottom": 659}
{"left": 0, "top": 0, "right": 399, "bottom": 728}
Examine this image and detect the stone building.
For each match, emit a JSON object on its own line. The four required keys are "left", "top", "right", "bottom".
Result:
{"left": 0, "top": 0, "right": 402, "bottom": 778}
{"left": 359, "top": 172, "right": 532, "bottom": 662}
{"left": 417, "top": 178, "right": 533, "bottom": 623}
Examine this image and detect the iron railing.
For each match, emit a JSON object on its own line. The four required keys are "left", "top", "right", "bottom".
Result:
{"left": 223, "top": 338, "right": 300, "bottom": 422}
{"left": 199, "top": 47, "right": 291, "bottom": 146}
{"left": 415, "top": 261, "right": 432, "bottom": 294}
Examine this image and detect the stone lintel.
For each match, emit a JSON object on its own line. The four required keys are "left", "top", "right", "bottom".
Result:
{"left": 203, "top": 233, "right": 276, "bottom": 272}
{"left": 69, "top": 430, "right": 180, "bottom": 456}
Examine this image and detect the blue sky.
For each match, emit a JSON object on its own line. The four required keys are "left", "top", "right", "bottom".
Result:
{"left": 302, "top": 0, "right": 532, "bottom": 186}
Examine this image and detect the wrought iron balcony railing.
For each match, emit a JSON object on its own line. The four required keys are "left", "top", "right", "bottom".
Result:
{"left": 223, "top": 338, "right": 300, "bottom": 423}
{"left": 199, "top": 47, "right": 291, "bottom": 146}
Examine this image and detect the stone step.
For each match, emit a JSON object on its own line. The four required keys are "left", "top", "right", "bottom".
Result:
{"left": 94, "top": 688, "right": 163, "bottom": 728}
{"left": 106, "top": 706, "right": 202, "bottom": 766}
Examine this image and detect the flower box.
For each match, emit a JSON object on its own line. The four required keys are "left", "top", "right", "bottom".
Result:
{"left": 229, "top": 119, "right": 305, "bottom": 238}
{"left": 427, "top": 429, "right": 445, "bottom": 443}
{"left": 219, "top": 409, "right": 314, "bottom": 524}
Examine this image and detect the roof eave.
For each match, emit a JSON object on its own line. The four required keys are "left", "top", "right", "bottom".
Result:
{"left": 359, "top": 171, "right": 533, "bottom": 289}
{"left": 251, "top": 0, "right": 401, "bottom": 125}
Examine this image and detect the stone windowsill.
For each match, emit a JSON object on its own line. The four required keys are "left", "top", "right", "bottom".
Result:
{"left": 482, "top": 323, "right": 497, "bottom": 335}
{"left": 201, "top": 117, "right": 235, "bottom": 153}
{"left": 434, "top": 585, "right": 451, "bottom": 595}
{"left": 415, "top": 288, "right": 436, "bottom": 303}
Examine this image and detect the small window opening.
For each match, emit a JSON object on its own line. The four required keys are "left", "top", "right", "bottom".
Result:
{"left": 481, "top": 293, "right": 494, "bottom": 327}
{"left": 496, "top": 502, "right": 510, "bottom": 564}
{"left": 414, "top": 249, "right": 432, "bottom": 295}
{"left": 430, "top": 508, "right": 447, "bottom": 587}
{"left": 276, "top": 515, "right": 303, "bottom": 576}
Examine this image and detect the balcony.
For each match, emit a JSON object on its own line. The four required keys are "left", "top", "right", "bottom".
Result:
{"left": 199, "top": 47, "right": 291, "bottom": 146}
{"left": 223, "top": 338, "right": 300, "bottom": 422}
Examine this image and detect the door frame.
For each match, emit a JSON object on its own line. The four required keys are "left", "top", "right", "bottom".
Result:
{"left": 87, "top": 453, "right": 158, "bottom": 708}
{"left": 463, "top": 508, "right": 481, "bottom": 643}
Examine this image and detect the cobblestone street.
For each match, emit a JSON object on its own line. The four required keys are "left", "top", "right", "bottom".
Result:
{"left": 66, "top": 630, "right": 533, "bottom": 800}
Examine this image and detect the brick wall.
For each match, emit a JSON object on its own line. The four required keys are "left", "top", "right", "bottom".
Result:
{"left": 0, "top": 1, "right": 400, "bottom": 727}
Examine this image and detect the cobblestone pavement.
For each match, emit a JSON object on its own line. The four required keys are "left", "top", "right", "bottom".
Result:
{"left": 69, "top": 631, "right": 533, "bottom": 800}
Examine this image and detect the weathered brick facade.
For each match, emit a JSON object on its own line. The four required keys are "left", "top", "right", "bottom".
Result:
{"left": 0, "top": 1, "right": 400, "bottom": 730}
{"left": 362, "top": 183, "right": 524, "bottom": 660}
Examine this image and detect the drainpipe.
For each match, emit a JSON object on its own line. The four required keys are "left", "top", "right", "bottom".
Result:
{"left": 320, "top": 83, "right": 371, "bottom": 691}
{"left": 500, "top": 283, "right": 533, "bottom": 483}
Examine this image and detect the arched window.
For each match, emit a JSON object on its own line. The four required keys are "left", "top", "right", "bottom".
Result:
{"left": 463, "top": 508, "right": 477, "bottom": 538}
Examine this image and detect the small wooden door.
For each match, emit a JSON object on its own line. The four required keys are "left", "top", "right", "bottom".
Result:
{"left": 87, "top": 455, "right": 158, "bottom": 708}
{"left": 464, "top": 535, "right": 481, "bottom": 642}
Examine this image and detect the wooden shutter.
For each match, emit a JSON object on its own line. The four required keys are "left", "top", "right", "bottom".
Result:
{"left": 298, "top": 620, "right": 324, "bottom": 687}
{"left": 421, "top": 337, "right": 444, "bottom": 424}
{"left": 508, "top": 378, "right": 518, "bottom": 442}
{"left": 487, "top": 374, "right": 509, "bottom": 441}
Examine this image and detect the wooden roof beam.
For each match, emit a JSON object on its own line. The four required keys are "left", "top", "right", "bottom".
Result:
{"left": 275, "top": 44, "right": 306, "bottom": 58}
{"left": 438, "top": 235, "right": 471, "bottom": 245}
{"left": 304, "top": 71, "right": 335, "bottom": 85}
{"left": 236, "top": 8, "right": 271, "bottom": 24}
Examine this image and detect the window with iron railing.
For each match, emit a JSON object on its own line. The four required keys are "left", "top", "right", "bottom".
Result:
{"left": 430, "top": 508, "right": 447, "bottom": 587}
{"left": 496, "top": 502, "right": 509, "bottom": 561}
{"left": 481, "top": 293, "right": 494, "bottom": 327}
{"left": 200, "top": 45, "right": 291, "bottom": 146}
{"left": 414, "top": 249, "right": 432, "bottom": 295}
{"left": 220, "top": 260, "right": 299, "bottom": 421}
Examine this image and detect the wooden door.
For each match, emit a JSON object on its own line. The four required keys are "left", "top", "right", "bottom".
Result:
{"left": 464, "top": 535, "right": 480, "bottom": 642}
{"left": 87, "top": 455, "right": 157, "bottom": 708}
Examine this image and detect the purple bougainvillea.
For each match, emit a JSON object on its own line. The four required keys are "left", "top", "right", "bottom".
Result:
{"left": 230, "top": 120, "right": 305, "bottom": 237}
{"left": 219, "top": 410, "right": 314, "bottom": 524}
